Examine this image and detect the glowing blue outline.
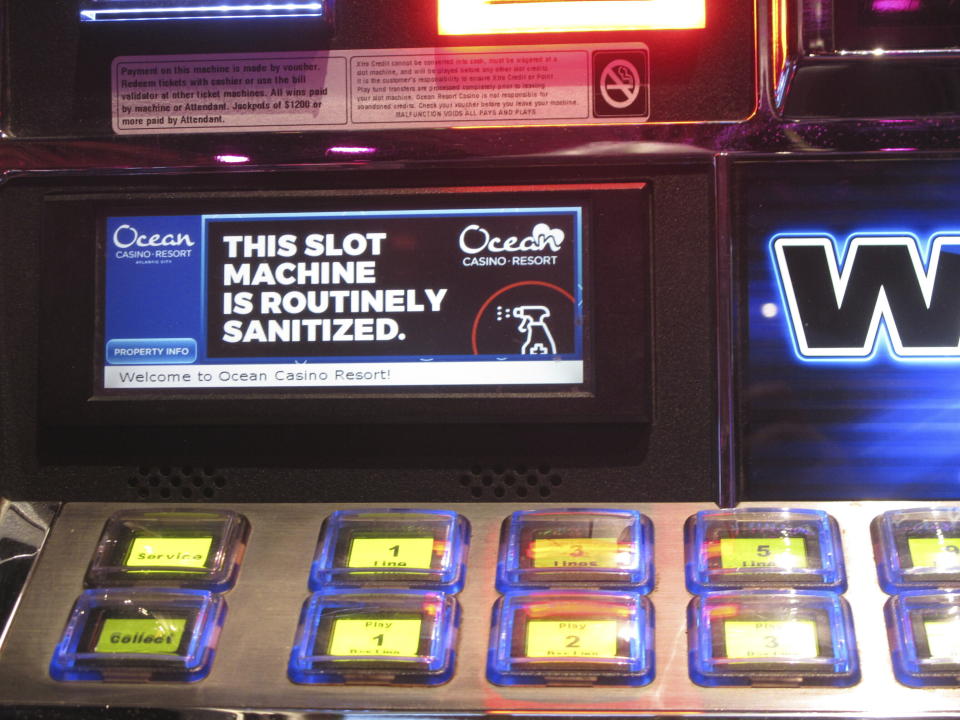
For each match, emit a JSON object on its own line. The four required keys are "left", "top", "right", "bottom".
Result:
{"left": 768, "top": 230, "right": 960, "bottom": 365}
{"left": 80, "top": 1, "right": 325, "bottom": 22}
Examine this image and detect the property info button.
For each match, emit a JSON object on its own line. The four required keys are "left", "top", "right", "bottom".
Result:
{"left": 106, "top": 339, "right": 197, "bottom": 365}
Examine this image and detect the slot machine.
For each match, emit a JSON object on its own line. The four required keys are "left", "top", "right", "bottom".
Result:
{"left": 0, "top": 0, "right": 959, "bottom": 716}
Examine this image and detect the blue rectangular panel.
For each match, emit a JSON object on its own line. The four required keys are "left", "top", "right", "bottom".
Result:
{"left": 734, "top": 158, "right": 960, "bottom": 500}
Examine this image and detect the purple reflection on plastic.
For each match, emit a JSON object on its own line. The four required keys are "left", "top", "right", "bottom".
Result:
{"left": 870, "top": 0, "right": 923, "bottom": 12}
{"left": 215, "top": 154, "right": 250, "bottom": 164}
{"left": 327, "top": 146, "right": 376, "bottom": 154}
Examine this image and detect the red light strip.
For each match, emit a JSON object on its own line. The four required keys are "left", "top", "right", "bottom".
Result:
{"left": 438, "top": 0, "right": 706, "bottom": 35}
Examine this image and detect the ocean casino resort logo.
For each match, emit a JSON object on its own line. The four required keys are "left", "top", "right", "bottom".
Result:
{"left": 112, "top": 223, "right": 196, "bottom": 262}
{"left": 772, "top": 233, "right": 960, "bottom": 360}
{"left": 458, "top": 222, "right": 565, "bottom": 267}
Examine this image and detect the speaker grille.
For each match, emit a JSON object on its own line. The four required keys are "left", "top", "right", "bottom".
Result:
{"left": 127, "top": 466, "right": 228, "bottom": 501}
{"left": 458, "top": 465, "right": 562, "bottom": 500}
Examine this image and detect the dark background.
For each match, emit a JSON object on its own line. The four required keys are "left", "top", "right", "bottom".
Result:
{"left": 204, "top": 211, "right": 579, "bottom": 360}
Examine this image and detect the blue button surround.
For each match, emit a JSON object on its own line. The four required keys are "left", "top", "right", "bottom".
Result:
{"left": 288, "top": 589, "right": 459, "bottom": 685}
{"left": 688, "top": 590, "right": 859, "bottom": 687}
{"left": 872, "top": 508, "right": 960, "bottom": 594}
{"left": 886, "top": 591, "right": 960, "bottom": 687}
{"left": 309, "top": 509, "right": 469, "bottom": 592}
{"left": 50, "top": 588, "right": 226, "bottom": 682}
{"left": 496, "top": 509, "right": 654, "bottom": 593}
{"left": 685, "top": 508, "right": 846, "bottom": 593}
{"left": 488, "top": 590, "right": 654, "bottom": 687}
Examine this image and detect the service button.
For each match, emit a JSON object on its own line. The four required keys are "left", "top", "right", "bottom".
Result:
{"left": 85, "top": 509, "right": 249, "bottom": 592}
{"left": 50, "top": 588, "right": 225, "bottom": 682}
{"left": 488, "top": 590, "right": 654, "bottom": 686}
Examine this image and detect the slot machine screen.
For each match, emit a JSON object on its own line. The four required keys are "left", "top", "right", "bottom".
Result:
{"left": 733, "top": 157, "right": 960, "bottom": 500}
{"left": 100, "top": 206, "right": 586, "bottom": 394}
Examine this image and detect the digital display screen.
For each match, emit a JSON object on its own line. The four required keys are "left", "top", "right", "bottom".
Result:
{"left": 924, "top": 618, "right": 960, "bottom": 659}
{"left": 908, "top": 537, "right": 960, "bottom": 569}
{"left": 719, "top": 537, "right": 808, "bottom": 570}
{"left": 328, "top": 617, "right": 422, "bottom": 657}
{"left": 735, "top": 159, "right": 960, "bottom": 499}
{"left": 347, "top": 537, "right": 436, "bottom": 569}
{"left": 723, "top": 620, "right": 819, "bottom": 660}
{"left": 102, "top": 207, "right": 585, "bottom": 392}
{"left": 124, "top": 536, "right": 213, "bottom": 569}
{"left": 530, "top": 537, "right": 623, "bottom": 568}
{"left": 525, "top": 619, "right": 619, "bottom": 659}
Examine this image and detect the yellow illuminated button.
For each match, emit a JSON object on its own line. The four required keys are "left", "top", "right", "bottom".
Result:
{"left": 531, "top": 538, "right": 625, "bottom": 569}
{"left": 724, "top": 620, "right": 819, "bottom": 659}
{"left": 94, "top": 617, "right": 186, "bottom": 655}
{"left": 124, "top": 537, "right": 213, "bottom": 569}
{"left": 328, "top": 617, "right": 422, "bottom": 657}
{"left": 347, "top": 537, "right": 436, "bottom": 570}
{"left": 719, "top": 538, "right": 808, "bottom": 570}
{"left": 924, "top": 619, "right": 960, "bottom": 660}
{"left": 525, "top": 619, "right": 619, "bottom": 659}
{"left": 908, "top": 538, "right": 960, "bottom": 569}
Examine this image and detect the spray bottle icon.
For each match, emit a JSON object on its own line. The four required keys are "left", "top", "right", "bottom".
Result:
{"left": 513, "top": 305, "right": 557, "bottom": 355}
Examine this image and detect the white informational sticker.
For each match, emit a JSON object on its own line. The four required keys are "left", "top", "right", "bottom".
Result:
{"left": 111, "top": 43, "right": 649, "bottom": 134}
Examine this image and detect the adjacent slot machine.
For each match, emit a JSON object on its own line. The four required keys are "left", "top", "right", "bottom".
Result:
{"left": 0, "top": 0, "right": 959, "bottom": 717}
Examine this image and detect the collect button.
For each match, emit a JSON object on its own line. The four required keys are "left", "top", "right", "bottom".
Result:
{"left": 106, "top": 338, "right": 197, "bottom": 365}
{"left": 50, "top": 588, "right": 225, "bottom": 682}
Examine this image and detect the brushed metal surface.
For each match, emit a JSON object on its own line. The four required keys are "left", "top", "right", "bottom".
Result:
{"left": 0, "top": 500, "right": 58, "bottom": 651}
{"left": 1, "top": 501, "right": 959, "bottom": 715}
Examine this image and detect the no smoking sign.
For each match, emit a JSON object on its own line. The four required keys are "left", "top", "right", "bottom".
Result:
{"left": 592, "top": 50, "right": 649, "bottom": 118}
